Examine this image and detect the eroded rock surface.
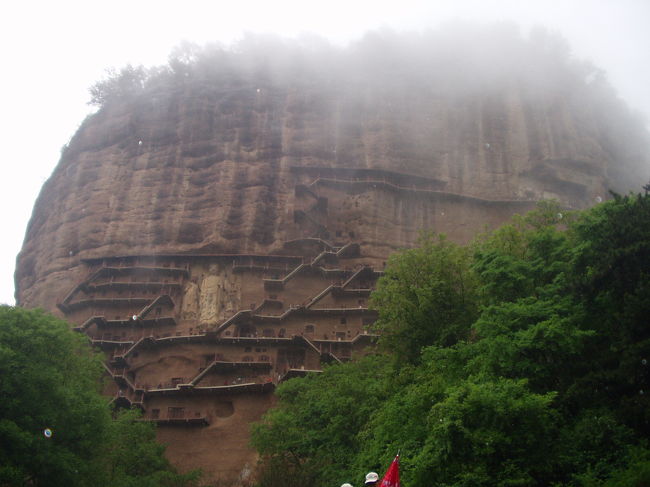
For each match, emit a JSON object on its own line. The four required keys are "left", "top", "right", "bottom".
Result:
{"left": 15, "top": 34, "right": 650, "bottom": 483}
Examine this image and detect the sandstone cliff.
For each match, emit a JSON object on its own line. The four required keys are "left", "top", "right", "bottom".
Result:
{"left": 15, "top": 27, "right": 650, "bottom": 483}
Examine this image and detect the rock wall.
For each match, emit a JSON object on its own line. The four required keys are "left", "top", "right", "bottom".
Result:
{"left": 15, "top": 36, "right": 650, "bottom": 484}
{"left": 18, "top": 76, "right": 636, "bottom": 308}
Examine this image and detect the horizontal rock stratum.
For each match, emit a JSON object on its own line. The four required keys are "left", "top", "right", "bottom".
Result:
{"left": 16, "top": 29, "right": 650, "bottom": 483}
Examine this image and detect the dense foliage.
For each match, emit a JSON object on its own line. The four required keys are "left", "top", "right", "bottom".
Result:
{"left": 370, "top": 235, "right": 479, "bottom": 365}
{"left": 251, "top": 194, "right": 650, "bottom": 487}
{"left": 0, "top": 306, "right": 200, "bottom": 487}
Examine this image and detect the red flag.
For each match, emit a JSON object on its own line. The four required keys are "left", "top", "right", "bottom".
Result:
{"left": 380, "top": 454, "right": 400, "bottom": 487}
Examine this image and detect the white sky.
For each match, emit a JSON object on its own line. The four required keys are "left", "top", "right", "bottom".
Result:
{"left": 1, "top": 0, "right": 649, "bottom": 305}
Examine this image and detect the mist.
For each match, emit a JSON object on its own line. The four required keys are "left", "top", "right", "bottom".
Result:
{"left": 93, "top": 23, "right": 643, "bottom": 101}
{"left": 87, "top": 23, "right": 650, "bottom": 196}
{"left": 3, "top": 0, "right": 650, "bottom": 307}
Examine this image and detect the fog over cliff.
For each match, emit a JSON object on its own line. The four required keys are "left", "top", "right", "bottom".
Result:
{"left": 16, "top": 24, "right": 650, "bottom": 308}
{"left": 4, "top": 1, "right": 650, "bottom": 307}
{"left": 85, "top": 24, "right": 650, "bottom": 195}
{"left": 11, "top": 19, "right": 650, "bottom": 482}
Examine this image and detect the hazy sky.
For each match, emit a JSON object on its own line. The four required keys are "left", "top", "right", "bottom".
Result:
{"left": 2, "top": 0, "right": 649, "bottom": 306}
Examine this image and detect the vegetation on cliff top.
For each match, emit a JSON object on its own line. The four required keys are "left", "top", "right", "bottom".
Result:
{"left": 251, "top": 193, "right": 650, "bottom": 487}
{"left": 87, "top": 24, "right": 627, "bottom": 105}
{"left": 0, "top": 306, "right": 200, "bottom": 487}
{"left": 85, "top": 24, "right": 649, "bottom": 197}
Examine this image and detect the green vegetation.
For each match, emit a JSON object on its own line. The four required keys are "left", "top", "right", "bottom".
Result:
{"left": 371, "top": 234, "right": 479, "bottom": 365}
{"left": 251, "top": 194, "right": 650, "bottom": 487}
{"left": 0, "top": 306, "right": 200, "bottom": 487}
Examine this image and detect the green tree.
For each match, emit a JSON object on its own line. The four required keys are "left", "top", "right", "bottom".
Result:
{"left": 251, "top": 356, "right": 390, "bottom": 487}
{"left": 88, "top": 65, "right": 148, "bottom": 107}
{"left": 471, "top": 201, "right": 571, "bottom": 304}
{"left": 0, "top": 306, "right": 199, "bottom": 487}
{"left": 566, "top": 193, "right": 650, "bottom": 434}
{"left": 0, "top": 306, "right": 110, "bottom": 485}
{"left": 100, "top": 409, "right": 201, "bottom": 487}
{"left": 252, "top": 196, "right": 650, "bottom": 487}
{"left": 370, "top": 234, "right": 479, "bottom": 365}
{"left": 370, "top": 375, "right": 558, "bottom": 486}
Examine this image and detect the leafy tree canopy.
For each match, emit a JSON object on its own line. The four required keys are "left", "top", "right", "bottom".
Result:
{"left": 88, "top": 65, "right": 148, "bottom": 107}
{"left": 252, "top": 193, "right": 650, "bottom": 487}
{"left": 0, "top": 306, "right": 200, "bottom": 487}
{"left": 251, "top": 355, "right": 391, "bottom": 487}
{"left": 370, "top": 234, "right": 479, "bottom": 365}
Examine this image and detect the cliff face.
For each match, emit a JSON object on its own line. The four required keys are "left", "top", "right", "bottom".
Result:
{"left": 17, "top": 76, "right": 639, "bottom": 307}
{"left": 15, "top": 31, "right": 650, "bottom": 483}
